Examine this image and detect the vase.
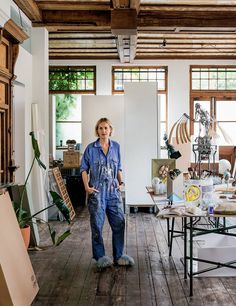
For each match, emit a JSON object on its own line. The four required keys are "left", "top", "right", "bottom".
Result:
{"left": 20, "top": 225, "right": 30, "bottom": 249}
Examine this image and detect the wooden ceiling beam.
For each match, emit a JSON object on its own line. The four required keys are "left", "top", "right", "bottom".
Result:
{"left": 13, "top": 0, "right": 42, "bottom": 21}
{"left": 137, "top": 44, "right": 236, "bottom": 49}
{"left": 135, "top": 55, "right": 236, "bottom": 60}
{"left": 138, "top": 34, "right": 236, "bottom": 40}
{"left": 136, "top": 49, "right": 236, "bottom": 53}
{"left": 37, "top": 1, "right": 110, "bottom": 11}
{"left": 110, "top": 7, "right": 138, "bottom": 63}
{"left": 49, "top": 36, "right": 114, "bottom": 41}
{"left": 32, "top": 10, "right": 236, "bottom": 29}
{"left": 140, "top": 5, "right": 236, "bottom": 12}
{"left": 138, "top": 11, "right": 236, "bottom": 27}
{"left": 49, "top": 54, "right": 119, "bottom": 60}
{"left": 39, "top": 10, "right": 110, "bottom": 26}
{"left": 34, "top": 25, "right": 111, "bottom": 31}
{"left": 111, "top": 9, "right": 137, "bottom": 35}
{"left": 140, "top": 0, "right": 236, "bottom": 5}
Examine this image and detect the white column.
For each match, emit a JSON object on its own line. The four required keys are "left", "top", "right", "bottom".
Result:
{"left": 30, "top": 27, "right": 49, "bottom": 219}
{"left": 31, "top": 27, "right": 49, "bottom": 168}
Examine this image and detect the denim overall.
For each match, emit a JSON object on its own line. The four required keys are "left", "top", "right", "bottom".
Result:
{"left": 80, "top": 139, "right": 125, "bottom": 261}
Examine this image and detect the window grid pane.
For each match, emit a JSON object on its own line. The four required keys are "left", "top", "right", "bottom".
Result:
{"left": 191, "top": 67, "right": 236, "bottom": 91}
{"left": 113, "top": 66, "right": 167, "bottom": 92}
{"left": 49, "top": 66, "right": 96, "bottom": 92}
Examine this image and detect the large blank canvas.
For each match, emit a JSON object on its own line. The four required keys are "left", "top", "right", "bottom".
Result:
{"left": 124, "top": 83, "right": 158, "bottom": 205}
{"left": 0, "top": 191, "right": 39, "bottom": 306}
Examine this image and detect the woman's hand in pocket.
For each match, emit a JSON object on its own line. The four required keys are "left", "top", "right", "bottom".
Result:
{"left": 86, "top": 186, "right": 99, "bottom": 194}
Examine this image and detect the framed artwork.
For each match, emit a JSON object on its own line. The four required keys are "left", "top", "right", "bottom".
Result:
{"left": 152, "top": 159, "right": 176, "bottom": 182}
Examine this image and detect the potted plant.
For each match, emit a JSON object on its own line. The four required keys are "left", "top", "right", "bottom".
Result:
{"left": 12, "top": 131, "right": 71, "bottom": 248}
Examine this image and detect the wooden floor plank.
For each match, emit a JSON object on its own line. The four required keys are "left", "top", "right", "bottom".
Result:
{"left": 29, "top": 208, "right": 236, "bottom": 306}
{"left": 125, "top": 214, "right": 141, "bottom": 304}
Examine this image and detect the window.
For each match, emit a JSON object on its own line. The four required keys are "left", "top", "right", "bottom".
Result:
{"left": 191, "top": 66, "right": 236, "bottom": 91}
{"left": 190, "top": 66, "right": 236, "bottom": 146}
{"left": 49, "top": 66, "right": 96, "bottom": 159}
{"left": 112, "top": 66, "right": 167, "bottom": 93}
{"left": 49, "top": 66, "right": 96, "bottom": 94}
{"left": 112, "top": 66, "right": 168, "bottom": 151}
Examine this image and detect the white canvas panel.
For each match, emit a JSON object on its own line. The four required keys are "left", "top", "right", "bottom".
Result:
{"left": 124, "top": 82, "right": 158, "bottom": 205}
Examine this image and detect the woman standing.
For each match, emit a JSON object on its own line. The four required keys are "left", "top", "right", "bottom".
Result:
{"left": 80, "top": 118, "right": 134, "bottom": 268}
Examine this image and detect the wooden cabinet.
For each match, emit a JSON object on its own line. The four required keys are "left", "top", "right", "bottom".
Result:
{"left": 0, "top": 36, "right": 12, "bottom": 184}
{"left": 0, "top": 20, "right": 28, "bottom": 184}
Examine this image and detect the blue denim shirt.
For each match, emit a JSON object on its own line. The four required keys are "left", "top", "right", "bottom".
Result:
{"left": 80, "top": 139, "right": 122, "bottom": 191}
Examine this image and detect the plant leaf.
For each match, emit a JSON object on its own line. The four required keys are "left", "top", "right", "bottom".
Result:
{"left": 49, "top": 191, "right": 71, "bottom": 224}
{"left": 29, "top": 131, "right": 46, "bottom": 170}
{"left": 47, "top": 223, "right": 56, "bottom": 245}
{"left": 12, "top": 201, "right": 30, "bottom": 228}
{"left": 55, "top": 230, "right": 71, "bottom": 246}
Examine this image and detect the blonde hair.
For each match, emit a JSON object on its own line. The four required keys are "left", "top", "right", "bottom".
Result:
{"left": 95, "top": 118, "right": 113, "bottom": 137}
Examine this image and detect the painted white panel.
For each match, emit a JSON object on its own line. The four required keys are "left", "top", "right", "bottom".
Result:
{"left": 124, "top": 82, "right": 158, "bottom": 205}
{"left": 81, "top": 95, "right": 124, "bottom": 164}
{"left": 13, "top": 82, "right": 25, "bottom": 184}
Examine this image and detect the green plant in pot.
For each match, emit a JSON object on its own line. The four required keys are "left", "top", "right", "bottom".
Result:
{"left": 13, "top": 131, "right": 71, "bottom": 248}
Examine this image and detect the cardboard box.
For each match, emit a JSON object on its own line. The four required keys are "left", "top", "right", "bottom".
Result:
{"left": 0, "top": 191, "right": 39, "bottom": 306}
{"left": 197, "top": 234, "right": 236, "bottom": 277}
{"left": 63, "top": 150, "right": 80, "bottom": 168}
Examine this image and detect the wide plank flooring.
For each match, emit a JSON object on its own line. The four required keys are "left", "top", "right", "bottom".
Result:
{"left": 30, "top": 208, "right": 236, "bottom": 306}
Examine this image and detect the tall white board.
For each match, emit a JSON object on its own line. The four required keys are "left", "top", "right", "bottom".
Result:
{"left": 124, "top": 83, "right": 158, "bottom": 206}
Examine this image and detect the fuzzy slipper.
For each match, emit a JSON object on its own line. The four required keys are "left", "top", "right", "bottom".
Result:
{"left": 97, "top": 256, "right": 113, "bottom": 269}
{"left": 116, "top": 254, "right": 135, "bottom": 266}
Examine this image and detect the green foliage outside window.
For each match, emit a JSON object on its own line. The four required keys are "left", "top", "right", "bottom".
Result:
{"left": 49, "top": 66, "right": 96, "bottom": 92}
{"left": 56, "top": 94, "right": 77, "bottom": 121}
{"left": 56, "top": 94, "right": 78, "bottom": 146}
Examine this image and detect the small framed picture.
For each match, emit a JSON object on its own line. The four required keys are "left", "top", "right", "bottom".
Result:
{"left": 152, "top": 159, "right": 176, "bottom": 182}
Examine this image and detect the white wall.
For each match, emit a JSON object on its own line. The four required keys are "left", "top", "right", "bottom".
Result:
{"left": 0, "top": 0, "right": 10, "bottom": 26}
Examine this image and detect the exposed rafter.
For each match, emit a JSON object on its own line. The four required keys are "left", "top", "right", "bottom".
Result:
{"left": 13, "top": 0, "right": 42, "bottom": 21}
{"left": 12, "top": 0, "right": 236, "bottom": 61}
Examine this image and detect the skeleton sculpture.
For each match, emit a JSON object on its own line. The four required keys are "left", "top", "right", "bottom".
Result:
{"left": 168, "top": 103, "right": 232, "bottom": 177}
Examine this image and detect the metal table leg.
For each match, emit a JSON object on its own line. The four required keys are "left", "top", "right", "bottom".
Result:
{"left": 167, "top": 218, "right": 170, "bottom": 246}
{"left": 169, "top": 218, "right": 175, "bottom": 256}
{"left": 189, "top": 217, "right": 193, "bottom": 296}
{"left": 184, "top": 217, "right": 187, "bottom": 279}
